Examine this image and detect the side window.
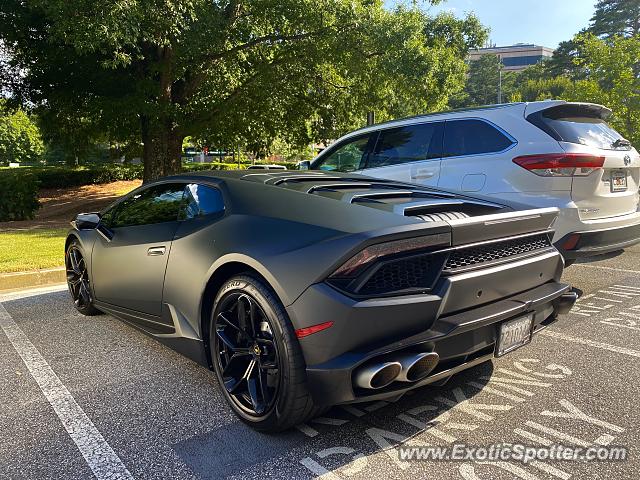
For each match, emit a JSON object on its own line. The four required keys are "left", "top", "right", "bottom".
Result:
{"left": 443, "top": 119, "right": 514, "bottom": 157}
{"left": 312, "top": 135, "right": 370, "bottom": 172}
{"left": 367, "top": 122, "right": 443, "bottom": 169}
{"left": 109, "top": 183, "right": 185, "bottom": 228}
{"left": 179, "top": 184, "right": 225, "bottom": 220}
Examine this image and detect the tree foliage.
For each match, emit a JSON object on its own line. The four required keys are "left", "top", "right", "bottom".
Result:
{"left": 565, "top": 34, "right": 640, "bottom": 147}
{"left": 449, "top": 54, "right": 518, "bottom": 108}
{"left": 546, "top": 0, "right": 639, "bottom": 78}
{"left": 590, "top": 0, "right": 640, "bottom": 37}
{"left": 1, "top": 0, "right": 485, "bottom": 180}
{"left": 0, "top": 101, "right": 44, "bottom": 164}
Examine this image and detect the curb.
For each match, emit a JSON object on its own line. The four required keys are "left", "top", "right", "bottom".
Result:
{"left": 0, "top": 267, "right": 66, "bottom": 292}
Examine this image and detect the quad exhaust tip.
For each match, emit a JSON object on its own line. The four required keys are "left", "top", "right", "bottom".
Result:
{"left": 354, "top": 361, "right": 402, "bottom": 389}
{"left": 396, "top": 352, "right": 440, "bottom": 382}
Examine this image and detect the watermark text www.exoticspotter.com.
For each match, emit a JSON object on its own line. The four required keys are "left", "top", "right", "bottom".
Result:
{"left": 398, "top": 443, "right": 628, "bottom": 464}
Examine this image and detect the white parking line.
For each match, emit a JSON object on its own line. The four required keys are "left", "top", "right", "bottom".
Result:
{"left": 0, "top": 303, "right": 134, "bottom": 480}
{"left": 540, "top": 330, "right": 640, "bottom": 358}
{"left": 574, "top": 264, "right": 640, "bottom": 274}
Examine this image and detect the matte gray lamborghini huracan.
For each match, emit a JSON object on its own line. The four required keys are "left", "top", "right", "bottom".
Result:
{"left": 65, "top": 170, "right": 577, "bottom": 431}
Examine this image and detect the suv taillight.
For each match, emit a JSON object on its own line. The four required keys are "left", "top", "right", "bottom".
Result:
{"left": 513, "top": 153, "right": 605, "bottom": 177}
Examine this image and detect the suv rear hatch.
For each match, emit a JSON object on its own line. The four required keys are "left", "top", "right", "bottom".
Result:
{"left": 526, "top": 102, "right": 640, "bottom": 221}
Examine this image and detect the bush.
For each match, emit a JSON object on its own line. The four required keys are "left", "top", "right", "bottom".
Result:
{"left": 33, "top": 164, "right": 144, "bottom": 189}
{"left": 0, "top": 170, "right": 40, "bottom": 221}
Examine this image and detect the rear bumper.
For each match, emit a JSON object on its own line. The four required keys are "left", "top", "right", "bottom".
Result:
{"left": 555, "top": 221, "right": 640, "bottom": 259}
{"left": 301, "top": 282, "right": 573, "bottom": 406}
{"left": 286, "top": 249, "right": 570, "bottom": 406}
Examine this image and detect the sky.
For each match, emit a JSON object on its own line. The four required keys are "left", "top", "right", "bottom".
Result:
{"left": 424, "top": 0, "right": 596, "bottom": 48}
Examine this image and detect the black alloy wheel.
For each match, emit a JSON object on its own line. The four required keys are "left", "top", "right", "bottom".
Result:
{"left": 210, "top": 275, "right": 322, "bottom": 431}
{"left": 214, "top": 291, "right": 281, "bottom": 417}
{"left": 66, "top": 241, "right": 99, "bottom": 316}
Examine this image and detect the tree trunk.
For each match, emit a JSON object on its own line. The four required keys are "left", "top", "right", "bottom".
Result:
{"left": 141, "top": 116, "right": 183, "bottom": 182}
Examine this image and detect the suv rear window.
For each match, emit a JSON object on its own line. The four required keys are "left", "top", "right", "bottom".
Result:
{"left": 529, "top": 104, "right": 629, "bottom": 151}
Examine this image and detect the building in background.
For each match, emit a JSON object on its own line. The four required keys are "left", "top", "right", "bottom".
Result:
{"left": 468, "top": 43, "right": 554, "bottom": 72}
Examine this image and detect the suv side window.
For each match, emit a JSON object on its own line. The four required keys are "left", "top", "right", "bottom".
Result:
{"left": 107, "top": 183, "right": 185, "bottom": 228}
{"left": 443, "top": 119, "right": 514, "bottom": 157}
{"left": 179, "top": 184, "right": 225, "bottom": 220}
{"left": 366, "top": 122, "right": 443, "bottom": 169}
{"left": 313, "top": 134, "right": 371, "bottom": 172}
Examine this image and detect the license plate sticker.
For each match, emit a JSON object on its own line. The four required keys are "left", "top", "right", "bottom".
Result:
{"left": 611, "top": 170, "right": 628, "bottom": 192}
{"left": 496, "top": 314, "right": 534, "bottom": 357}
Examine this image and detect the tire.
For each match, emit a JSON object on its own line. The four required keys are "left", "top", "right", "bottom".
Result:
{"left": 209, "top": 274, "right": 322, "bottom": 431}
{"left": 65, "top": 239, "right": 100, "bottom": 316}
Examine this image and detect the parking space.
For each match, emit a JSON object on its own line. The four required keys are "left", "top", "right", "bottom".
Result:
{"left": 1, "top": 246, "right": 639, "bottom": 479}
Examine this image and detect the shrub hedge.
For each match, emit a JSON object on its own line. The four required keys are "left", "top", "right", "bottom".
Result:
{"left": 0, "top": 161, "right": 296, "bottom": 221}
{"left": 0, "top": 170, "right": 40, "bottom": 222}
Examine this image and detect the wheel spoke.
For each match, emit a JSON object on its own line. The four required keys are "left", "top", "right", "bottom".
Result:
{"left": 216, "top": 328, "right": 239, "bottom": 351}
{"left": 238, "top": 295, "right": 258, "bottom": 338}
{"left": 222, "top": 351, "right": 252, "bottom": 376}
{"left": 247, "top": 376, "right": 264, "bottom": 414}
{"left": 78, "top": 281, "right": 90, "bottom": 306}
{"left": 257, "top": 367, "right": 269, "bottom": 403}
{"left": 218, "top": 313, "right": 252, "bottom": 341}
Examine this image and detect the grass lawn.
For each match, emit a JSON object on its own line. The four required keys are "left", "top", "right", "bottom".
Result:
{"left": 0, "top": 228, "right": 67, "bottom": 273}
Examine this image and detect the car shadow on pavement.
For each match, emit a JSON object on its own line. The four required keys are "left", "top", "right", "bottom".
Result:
{"left": 172, "top": 360, "right": 494, "bottom": 478}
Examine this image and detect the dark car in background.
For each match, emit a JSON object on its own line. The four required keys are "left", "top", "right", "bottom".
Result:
{"left": 65, "top": 170, "right": 577, "bottom": 431}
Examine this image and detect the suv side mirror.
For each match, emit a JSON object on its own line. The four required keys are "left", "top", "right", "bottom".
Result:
{"left": 298, "top": 160, "right": 310, "bottom": 170}
{"left": 74, "top": 212, "right": 101, "bottom": 230}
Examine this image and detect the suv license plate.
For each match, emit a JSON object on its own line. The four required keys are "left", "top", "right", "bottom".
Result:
{"left": 611, "top": 170, "right": 628, "bottom": 192}
{"left": 496, "top": 314, "right": 534, "bottom": 357}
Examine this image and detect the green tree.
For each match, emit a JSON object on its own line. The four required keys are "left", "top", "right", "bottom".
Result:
{"left": 0, "top": 102, "right": 44, "bottom": 164}
{"left": 546, "top": 0, "right": 639, "bottom": 78}
{"left": 566, "top": 34, "right": 640, "bottom": 146}
{"left": 1, "top": 1, "right": 485, "bottom": 181}
{"left": 590, "top": 0, "right": 640, "bottom": 37}
{"left": 450, "top": 54, "right": 518, "bottom": 108}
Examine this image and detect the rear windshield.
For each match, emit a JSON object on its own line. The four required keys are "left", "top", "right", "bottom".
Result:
{"left": 542, "top": 115, "right": 627, "bottom": 150}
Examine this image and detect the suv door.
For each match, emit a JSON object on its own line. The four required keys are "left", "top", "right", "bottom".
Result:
{"left": 438, "top": 118, "right": 516, "bottom": 192}
{"left": 91, "top": 182, "right": 186, "bottom": 316}
{"left": 363, "top": 122, "right": 444, "bottom": 186}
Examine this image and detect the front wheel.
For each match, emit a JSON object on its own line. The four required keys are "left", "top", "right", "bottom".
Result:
{"left": 65, "top": 239, "right": 100, "bottom": 316}
{"left": 209, "top": 275, "right": 321, "bottom": 431}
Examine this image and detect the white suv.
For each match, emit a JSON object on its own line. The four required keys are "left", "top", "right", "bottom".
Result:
{"left": 304, "top": 101, "right": 640, "bottom": 263}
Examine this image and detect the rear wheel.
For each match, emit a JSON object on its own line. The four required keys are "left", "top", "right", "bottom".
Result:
{"left": 210, "top": 275, "right": 321, "bottom": 431}
{"left": 65, "top": 240, "right": 100, "bottom": 316}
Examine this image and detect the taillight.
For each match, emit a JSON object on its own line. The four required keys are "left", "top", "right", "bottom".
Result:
{"left": 513, "top": 153, "right": 605, "bottom": 177}
{"left": 330, "top": 233, "right": 450, "bottom": 278}
{"left": 295, "top": 321, "right": 334, "bottom": 338}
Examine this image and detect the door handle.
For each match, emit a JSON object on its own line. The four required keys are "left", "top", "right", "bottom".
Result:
{"left": 411, "top": 171, "right": 435, "bottom": 180}
{"left": 147, "top": 246, "right": 166, "bottom": 256}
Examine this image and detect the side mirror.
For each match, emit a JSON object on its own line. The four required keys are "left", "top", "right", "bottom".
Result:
{"left": 298, "top": 160, "right": 311, "bottom": 170}
{"left": 74, "top": 212, "right": 101, "bottom": 230}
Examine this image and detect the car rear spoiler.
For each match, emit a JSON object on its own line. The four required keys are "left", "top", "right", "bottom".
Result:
{"left": 445, "top": 207, "right": 559, "bottom": 246}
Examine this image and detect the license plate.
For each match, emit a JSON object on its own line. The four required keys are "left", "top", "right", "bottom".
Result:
{"left": 611, "top": 170, "right": 628, "bottom": 192}
{"left": 496, "top": 314, "right": 534, "bottom": 357}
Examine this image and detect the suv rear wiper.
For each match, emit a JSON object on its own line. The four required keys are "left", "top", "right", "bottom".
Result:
{"left": 612, "top": 138, "right": 631, "bottom": 149}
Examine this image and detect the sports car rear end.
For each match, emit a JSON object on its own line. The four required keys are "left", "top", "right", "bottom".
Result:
{"left": 265, "top": 174, "right": 577, "bottom": 405}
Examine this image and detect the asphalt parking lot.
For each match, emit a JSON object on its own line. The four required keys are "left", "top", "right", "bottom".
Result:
{"left": 1, "top": 246, "right": 639, "bottom": 480}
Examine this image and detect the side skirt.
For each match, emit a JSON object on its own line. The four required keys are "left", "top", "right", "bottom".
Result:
{"left": 94, "top": 300, "right": 210, "bottom": 368}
